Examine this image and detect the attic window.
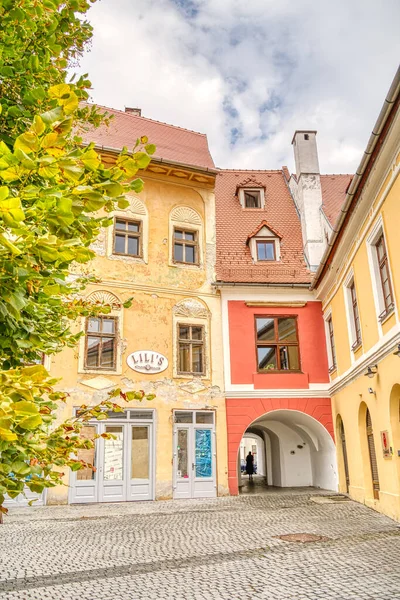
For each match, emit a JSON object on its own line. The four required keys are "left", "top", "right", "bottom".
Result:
{"left": 238, "top": 188, "right": 265, "bottom": 209}
{"left": 304, "top": 134, "right": 309, "bottom": 140}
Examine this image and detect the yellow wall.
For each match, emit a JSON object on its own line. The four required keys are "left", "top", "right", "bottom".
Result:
{"left": 321, "top": 147, "right": 400, "bottom": 521}
{"left": 47, "top": 166, "right": 229, "bottom": 504}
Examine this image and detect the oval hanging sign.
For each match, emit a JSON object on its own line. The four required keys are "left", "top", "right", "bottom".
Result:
{"left": 127, "top": 350, "right": 169, "bottom": 374}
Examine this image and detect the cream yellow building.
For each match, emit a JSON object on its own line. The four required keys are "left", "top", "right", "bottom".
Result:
{"left": 46, "top": 107, "right": 229, "bottom": 505}
{"left": 313, "top": 69, "right": 400, "bottom": 521}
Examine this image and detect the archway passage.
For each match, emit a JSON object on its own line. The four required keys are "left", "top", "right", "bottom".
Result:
{"left": 227, "top": 398, "right": 336, "bottom": 495}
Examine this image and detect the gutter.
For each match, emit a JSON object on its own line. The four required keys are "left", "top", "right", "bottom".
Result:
{"left": 213, "top": 282, "right": 311, "bottom": 289}
{"left": 83, "top": 142, "right": 219, "bottom": 176}
{"left": 311, "top": 66, "right": 400, "bottom": 290}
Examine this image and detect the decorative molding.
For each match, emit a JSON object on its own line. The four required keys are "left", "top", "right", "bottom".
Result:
{"left": 126, "top": 196, "right": 147, "bottom": 215}
{"left": 173, "top": 298, "right": 209, "bottom": 319}
{"left": 245, "top": 302, "right": 307, "bottom": 308}
{"left": 171, "top": 206, "right": 202, "bottom": 225}
{"left": 329, "top": 325, "right": 400, "bottom": 396}
{"left": 225, "top": 388, "right": 331, "bottom": 399}
{"left": 87, "top": 290, "right": 122, "bottom": 309}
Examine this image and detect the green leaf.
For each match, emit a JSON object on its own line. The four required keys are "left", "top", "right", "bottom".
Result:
{"left": 96, "top": 181, "right": 123, "bottom": 197}
{"left": 17, "top": 415, "right": 43, "bottom": 430}
{"left": 145, "top": 144, "right": 156, "bottom": 155}
{"left": 15, "top": 132, "right": 39, "bottom": 154}
{"left": 134, "top": 152, "right": 151, "bottom": 169}
{"left": 0, "top": 428, "right": 17, "bottom": 441}
{"left": 11, "top": 401, "right": 39, "bottom": 416}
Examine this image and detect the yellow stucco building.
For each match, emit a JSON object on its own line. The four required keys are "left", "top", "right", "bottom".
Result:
{"left": 46, "top": 107, "right": 229, "bottom": 505}
{"left": 313, "top": 70, "right": 400, "bottom": 520}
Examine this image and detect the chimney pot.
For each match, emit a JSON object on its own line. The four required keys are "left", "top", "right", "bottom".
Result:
{"left": 125, "top": 107, "right": 142, "bottom": 116}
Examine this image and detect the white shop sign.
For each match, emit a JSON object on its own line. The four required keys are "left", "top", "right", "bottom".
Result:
{"left": 127, "top": 350, "right": 168, "bottom": 374}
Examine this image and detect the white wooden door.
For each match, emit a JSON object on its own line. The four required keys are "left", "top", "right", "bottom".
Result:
{"left": 99, "top": 424, "right": 126, "bottom": 502}
{"left": 173, "top": 411, "right": 216, "bottom": 499}
{"left": 127, "top": 424, "right": 153, "bottom": 501}
{"left": 69, "top": 423, "right": 99, "bottom": 504}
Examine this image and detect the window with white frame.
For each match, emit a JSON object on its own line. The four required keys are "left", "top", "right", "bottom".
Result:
{"left": 169, "top": 206, "right": 203, "bottom": 268}
{"left": 324, "top": 311, "right": 337, "bottom": 372}
{"left": 238, "top": 188, "right": 265, "bottom": 209}
{"left": 367, "top": 219, "right": 395, "bottom": 323}
{"left": 344, "top": 274, "right": 362, "bottom": 351}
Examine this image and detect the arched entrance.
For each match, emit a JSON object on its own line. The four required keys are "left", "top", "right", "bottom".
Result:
{"left": 236, "top": 409, "right": 337, "bottom": 493}
{"left": 336, "top": 415, "right": 350, "bottom": 493}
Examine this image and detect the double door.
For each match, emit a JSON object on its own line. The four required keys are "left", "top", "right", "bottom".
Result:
{"left": 70, "top": 413, "right": 154, "bottom": 504}
{"left": 173, "top": 411, "right": 216, "bottom": 499}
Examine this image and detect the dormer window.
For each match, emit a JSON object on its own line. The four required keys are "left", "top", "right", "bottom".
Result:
{"left": 247, "top": 220, "right": 282, "bottom": 263}
{"left": 238, "top": 187, "right": 265, "bottom": 209}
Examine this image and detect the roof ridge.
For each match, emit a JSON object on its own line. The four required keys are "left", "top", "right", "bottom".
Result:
{"left": 87, "top": 103, "right": 208, "bottom": 137}
{"left": 217, "top": 169, "right": 283, "bottom": 173}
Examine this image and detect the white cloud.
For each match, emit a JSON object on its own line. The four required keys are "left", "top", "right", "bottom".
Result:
{"left": 78, "top": 0, "right": 400, "bottom": 173}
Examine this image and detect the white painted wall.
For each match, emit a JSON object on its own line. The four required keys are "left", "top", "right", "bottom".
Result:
{"left": 240, "top": 434, "right": 265, "bottom": 476}
{"left": 248, "top": 410, "right": 337, "bottom": 491}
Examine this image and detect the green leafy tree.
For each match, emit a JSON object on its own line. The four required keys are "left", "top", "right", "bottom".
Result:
{"left": 0, "top": 1, "right": 156, "bottom": 518}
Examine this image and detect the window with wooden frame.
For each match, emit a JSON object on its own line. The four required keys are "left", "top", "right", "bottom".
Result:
{"left": 173, "top": 228, "right": 198, "bottom": 265}
{"left": 375, "top": 233, "right": 394, "bottom": 320}
{"left": 85, "top": 316, "right": 117, "bottom": 370}
{"left": 349, "top": 282, "right": 362, "bottom": 350}
{"left": 177, "top": 324, "right": 205, "bottom": 375}
{"left": 255, "top": 316, "right": 300, "bottom": 372}
{"left": 327, "top": 316, "right": 337, "bottom": 371}
{"left": 113, "top": 218, "right": 142, "bottom": 257}
{"left": 244, "top": 190, "right": 261, "bottom": 208}
{"left": 256, "top": 240, "right": 276, "bottom": 261}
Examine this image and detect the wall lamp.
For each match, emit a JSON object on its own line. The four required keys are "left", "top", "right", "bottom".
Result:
{"left": 364, "top": 365, "right": 378, "bottom": 379}
{"left": 393, "top": 344, "right": 400, "bottom": 358}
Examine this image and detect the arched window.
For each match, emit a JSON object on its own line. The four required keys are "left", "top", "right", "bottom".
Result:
{"left": 170, "top": 206, "right": 203, "bottom": 267}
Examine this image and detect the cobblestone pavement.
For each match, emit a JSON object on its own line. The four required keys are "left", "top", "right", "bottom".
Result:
{"left": 2, "top": 488, "right": 400, "bottom": 600}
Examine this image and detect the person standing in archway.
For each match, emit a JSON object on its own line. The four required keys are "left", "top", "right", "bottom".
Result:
{"left": 246, "top": 451, "right": 254, "bottom": 482}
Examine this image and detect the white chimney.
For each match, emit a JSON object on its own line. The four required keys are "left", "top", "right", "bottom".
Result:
{"left": 125, "top": 107, "right": 142, "bottom": 116}
{"left": 291, "top": 130, "right": 324, "bottom": 271}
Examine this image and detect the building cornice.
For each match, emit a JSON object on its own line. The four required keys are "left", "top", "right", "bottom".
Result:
{"left": 226, "top": 387, "right": 331, "bottom": 399}
{"left": 328, "top": 324, "right": 400, "bottom": 396}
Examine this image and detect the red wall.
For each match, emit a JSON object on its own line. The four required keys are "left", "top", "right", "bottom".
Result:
{"left": 228, "top": 301, "right": 329, "bottom": 388}
{"left": 226, "top": 397, "right": 334, "bottom": 495}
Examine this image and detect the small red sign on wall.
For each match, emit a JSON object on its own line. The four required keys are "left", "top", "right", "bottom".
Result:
{"left": 380, "top": 430, "right": 391, "bottom": 457}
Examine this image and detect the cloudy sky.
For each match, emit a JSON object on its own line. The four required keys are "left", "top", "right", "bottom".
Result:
{"left": 79, "top": 0, "right": 400, "bottom": 173}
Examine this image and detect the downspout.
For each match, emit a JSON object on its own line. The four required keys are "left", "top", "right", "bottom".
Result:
{"left": 311, "top": 66, "right": 400, "bottom": 290}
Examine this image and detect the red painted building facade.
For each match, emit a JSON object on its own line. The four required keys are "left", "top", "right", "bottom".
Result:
{"left": 215, "top": 152, "right": 346, "bottom": 495}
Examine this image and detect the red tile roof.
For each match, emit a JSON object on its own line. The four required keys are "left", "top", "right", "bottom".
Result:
{"left": 216, "top": 170, "right": 311, "bottom": 284}
{"left": 80, "top": 104, "right": 215, "bottom": 171}
{"left": 320, "top": 174, "right": 353, "bottom": 227}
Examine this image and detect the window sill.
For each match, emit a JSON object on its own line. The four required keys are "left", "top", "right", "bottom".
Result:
{"left": 79, "top": 368, "right": 120, "bottom": 376}
{"left": 351, "top": 340, "right": 362, "bottom": 352}
{"left": 169, "top": 262, "right": 202, "bottom": 270}
{"left": 379, "top": 307, "right": 395, "bottom": 324}
{"left": 256, "top": 370, "right": 303, "bottom": 374}
{"left": 109, "top": 254, "right": 146, "bottom": 264}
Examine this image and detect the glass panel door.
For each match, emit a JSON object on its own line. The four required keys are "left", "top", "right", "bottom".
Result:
{"left": 195, "top": 429, "right": 212, "bottom": 477}
{"left": 70, "top": 424, "right": 99, "bottom": 503}
{"left": 100, "top": 425, "right": 125, "bottom": 502}
{"left": 104, "top": 426, "right": 124, "bottom": 481}
{"left": 177, "top": 429, "right": 189, "bottom": 479}
{"left": 131, "top": 426, "right": 149, "bottom": 479}
{"left": 128, "top": 424, "right": 153, "bottom": 501}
